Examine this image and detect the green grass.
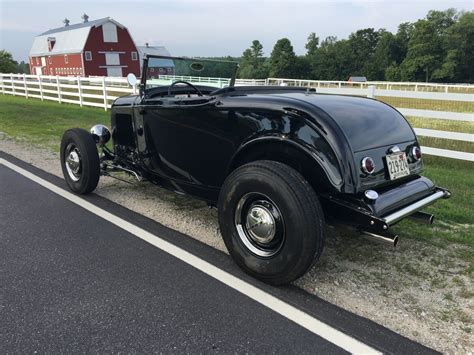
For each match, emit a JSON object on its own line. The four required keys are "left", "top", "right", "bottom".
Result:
{"left": 0, "top": 95, "right": 109, "bottom": 151}
{"left": 377, "top": 96, "right": 474, "bottom": 113}
{"left": 393, "top": 155, "right": 473, "bottom": 250}
{"left": 406, "top": 117, "right": 474, "bottom": 134}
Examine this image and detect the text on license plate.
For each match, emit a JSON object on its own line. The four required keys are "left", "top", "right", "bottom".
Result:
{"left": 386, "top": 153, "right": 410, "bottom": 180}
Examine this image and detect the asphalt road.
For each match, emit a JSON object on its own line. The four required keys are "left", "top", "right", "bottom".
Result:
{"left": 0, "top": 152, "right": 437, "bottom": 354}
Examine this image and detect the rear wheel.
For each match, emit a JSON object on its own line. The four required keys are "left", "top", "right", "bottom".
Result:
{"left": 60, "top": 128, "right": 100, "bottom": 194}
{"left": 218, "top": 160, "right": 325, "bottom": 285}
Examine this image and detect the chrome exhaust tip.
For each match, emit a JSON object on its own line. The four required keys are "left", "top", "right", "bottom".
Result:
{"left": 407, "top": 211, "right": 435, "bottom": 225}
{"left": 361, "top": 230, "right": 399, "bottom": 248}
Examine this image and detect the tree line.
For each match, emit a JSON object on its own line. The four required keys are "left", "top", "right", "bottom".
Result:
{"left": 237, "top": 9, "right": 473, "bottom": 83}
{"left": 0, "top": 50, "right": 30, "bottom": 74}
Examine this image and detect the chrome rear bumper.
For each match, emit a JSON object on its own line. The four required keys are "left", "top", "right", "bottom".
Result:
{"left": 382, "top": 188, "right": 451, "bottom": 226}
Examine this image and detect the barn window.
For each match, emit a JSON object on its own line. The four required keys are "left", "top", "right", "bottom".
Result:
{"left": 131, "top": 51, "right": 138, "bottom": 61}
{"left": 64, "top": 55, "right": 68, "bottom": 64}
{"left": 48, "top": 56, "right": 51, "bottom": 64}
{"left": 102, "top": 22, "right": 118, "bottom": 43}
{"left": 85, "top": 51, "right": 92, "bottom": 61}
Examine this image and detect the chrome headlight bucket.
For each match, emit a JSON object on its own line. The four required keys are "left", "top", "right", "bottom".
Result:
{"left": 90, "top": 124, "right": 111, "bottom": 145}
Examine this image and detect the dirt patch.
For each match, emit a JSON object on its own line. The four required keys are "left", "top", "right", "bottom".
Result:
{"left": 1, "top": 136, "right": 472, "bottom": 353}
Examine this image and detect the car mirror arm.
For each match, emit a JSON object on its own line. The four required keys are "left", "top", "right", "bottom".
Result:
{"left": 138, "top": 83, "right": 145, "bottom": 97}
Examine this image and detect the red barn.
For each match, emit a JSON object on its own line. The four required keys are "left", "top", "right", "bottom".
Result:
{"left": 29, "top": 17, "right": 140, "bottom": 77}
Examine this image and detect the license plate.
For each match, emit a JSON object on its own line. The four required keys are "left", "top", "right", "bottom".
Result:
{"left": 386, "top": 152, "right": 410, "bottom": 180}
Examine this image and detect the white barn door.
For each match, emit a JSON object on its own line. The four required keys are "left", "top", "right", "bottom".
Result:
{"left": 105, "top": 53, "right": 120, "bottom": 65}
{"left": 107, "top": 67, "right": 123, "bottom": 77}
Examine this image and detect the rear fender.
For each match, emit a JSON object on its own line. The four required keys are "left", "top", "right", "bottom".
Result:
{"left": 227, "top": 137, "right": 343, "bottom": 194}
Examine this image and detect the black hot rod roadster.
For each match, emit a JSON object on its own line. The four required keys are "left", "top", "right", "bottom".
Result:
{"left": 60, "top": 56, "right": 450, "bottom": 285}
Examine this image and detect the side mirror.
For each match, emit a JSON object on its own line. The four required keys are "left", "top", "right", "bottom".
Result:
{"left": 127, "top": 73, "right": 137, "bottom": 87}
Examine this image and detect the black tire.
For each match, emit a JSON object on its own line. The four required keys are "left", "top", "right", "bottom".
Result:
{"left": 218, "top": 160, "right": 325, "bottom": 285}
{"left": 60, "top": 128, "right": 100, "bottom": 195}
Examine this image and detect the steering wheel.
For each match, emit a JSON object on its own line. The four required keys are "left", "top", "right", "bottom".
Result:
{"left": 167, "top": 80, "right": 203, "bottom": 97}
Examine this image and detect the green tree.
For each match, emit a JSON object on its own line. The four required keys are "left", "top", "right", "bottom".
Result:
{"left": 385, "top": 64, "right": 402, "bottom": 81}
{"left": 370, "top": 31, "right": 406, "bottom": 80}
{"left": 0, "top": 50, "right": 18, "bottom": 73}
{"left": 347, "top": 28, "right": 381, "bottom": 78}
{"left": 305, "top": 32, "right": 319, "bottom": 56}
{"left": 400, "top": 20, "right": 443, "bottom": 81}
{"left": 269, "top": 38, "right": 297, "bottom": 78}
{"left": 310, "top": 36, "right": 352, "bottom": 80}
{"left": 434, "top": 11, "right": 474, "bottom": 82}
{"left": 239, "top": 40, "right": 267, "bottom": 79}
{"left": 396, "top": 22, "right": 414, "bottom": 59}
{"left": 17, "top": 61, "right": 30, "bottom": 74}
{"left": 426, "top": 8, "right": 458, "bottom": 35}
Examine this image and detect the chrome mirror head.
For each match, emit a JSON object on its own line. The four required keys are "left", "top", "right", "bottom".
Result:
{"left": 127, "top": 73, "right": 138, "bottom": 87}
{"left": 90, "top": 124, "right": 111, "bottom": 145}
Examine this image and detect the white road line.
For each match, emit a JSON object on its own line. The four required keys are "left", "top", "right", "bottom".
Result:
{"left": 0, "top": 158, "right": 381, "bottom": 355}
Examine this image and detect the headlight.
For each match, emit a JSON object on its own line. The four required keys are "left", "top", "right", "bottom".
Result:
{"left": 90, "top": 124, "right": 111, "bottom": 145}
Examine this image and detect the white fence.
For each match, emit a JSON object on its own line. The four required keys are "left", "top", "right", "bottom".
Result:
{"left": 267, "top": 78, "right": 474, "bottom": 93}
{"left": 0, "top": 73, "right": 472, "bottom": 162}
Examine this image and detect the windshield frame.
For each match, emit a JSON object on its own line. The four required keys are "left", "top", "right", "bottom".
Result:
{"left": 141, "top": 55, "right": 239, "bottom": 91}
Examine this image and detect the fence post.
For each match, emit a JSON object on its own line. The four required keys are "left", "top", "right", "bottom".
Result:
{"left": 77, "top": 76, "right": 83, "bottom": 107}
{"left": 56, "top": 76, "right": 62, "bottom": 103}
{"left": 38, "top": 75, "right": 43, "bottom": 100}
{"left": 102, "top": 77, "right": 108, "bottom": 111}
{"left": 23, "top": 74, "right": 28, "bottom": 99}
{"left": 367, "top": 85, "right": 376, "bottom": 98}
{"left": 11, "top": 74, "right": 16, "bottom": 96}
{"left": 0, "top": 75, "right": 4, "bottom": 95}
{"left": 338, "top": 82, "right": 341, "bottom": 88}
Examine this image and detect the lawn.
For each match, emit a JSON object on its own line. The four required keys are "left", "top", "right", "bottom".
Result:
{"left": 0, "top": 95, "right": 109, "bottom": 151}
{"left": 0, "top": 94, "right": 472, "bottom": 255}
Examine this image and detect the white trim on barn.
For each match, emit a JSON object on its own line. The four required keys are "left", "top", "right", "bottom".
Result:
{"left": 98, "top": 51, "right": 126, "bottom": 54}
{"left": 98, "top": 65, "right": 128, "bottom": 68}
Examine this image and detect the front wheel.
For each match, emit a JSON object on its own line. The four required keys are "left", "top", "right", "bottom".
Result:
{"left": 60, "top": 128, "right": 100, "bottom": 194}
{"left": 218, "top": 160, "right": 325, "bottom": 285}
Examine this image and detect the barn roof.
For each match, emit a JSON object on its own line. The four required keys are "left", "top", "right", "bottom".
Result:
{"left": 29, "top": 17, "right": 126, "bottom": 57}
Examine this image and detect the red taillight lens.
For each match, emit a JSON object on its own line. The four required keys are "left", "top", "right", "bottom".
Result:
{"left": 361, "top": 157, "right": 375, "bottom": 174}
{"left": 412, "top": 146, "right": 422, "bottom": 161}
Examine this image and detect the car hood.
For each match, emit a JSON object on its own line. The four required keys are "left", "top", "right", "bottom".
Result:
{"left": 272, "top": 93, "right": 416, "bottom": 152}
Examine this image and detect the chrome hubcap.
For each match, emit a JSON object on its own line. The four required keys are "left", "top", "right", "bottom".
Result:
{"left": 245, "top": 205, "right": 276, "bottom": 244}
{"left": 65, "top": 144, "right": 82, "bottom": 182}
{"left": 235, "top": 193, "right": 285, "bottom": 258}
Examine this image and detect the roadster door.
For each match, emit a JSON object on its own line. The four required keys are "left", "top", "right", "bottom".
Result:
{"left": 141, "top": 99, "right": 238, "bottom": 189}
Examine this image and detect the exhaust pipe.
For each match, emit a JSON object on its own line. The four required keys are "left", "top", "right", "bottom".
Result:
{"left": 360, "top": 230, "right": 399, "bottom": 248}
{"left": 407, "top": 211, "right": 434, "bottom": 225}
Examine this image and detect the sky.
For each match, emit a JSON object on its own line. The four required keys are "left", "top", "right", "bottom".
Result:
{"left": 1, "top": 0, "right": 473, "bottom": 62}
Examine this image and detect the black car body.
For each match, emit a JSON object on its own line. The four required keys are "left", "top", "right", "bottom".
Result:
{"left": 60, "top": 56, "right": 450, "bottom": 284}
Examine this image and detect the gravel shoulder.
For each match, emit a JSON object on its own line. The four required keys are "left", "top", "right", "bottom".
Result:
{"left": 1, "top": 135, "right": 472, "bottom": 353}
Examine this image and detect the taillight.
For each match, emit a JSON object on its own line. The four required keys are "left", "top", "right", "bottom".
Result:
{"left": 412, "top": 146, "right": 422, "bottom": 161}
{"left": 361, "top": 157, "right": 375, "bottom": 174}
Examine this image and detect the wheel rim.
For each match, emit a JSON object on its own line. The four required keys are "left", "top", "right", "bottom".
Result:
{"left": 234, "top": 193, "right": 285, "bottom": 257}
{"left": 65, "top": 143, "right": 82, "bottom": 182}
